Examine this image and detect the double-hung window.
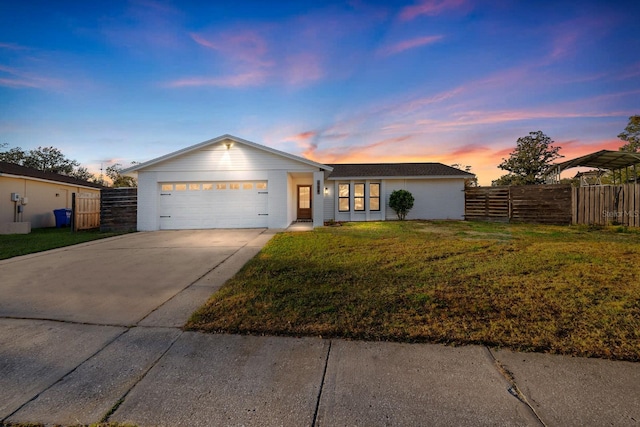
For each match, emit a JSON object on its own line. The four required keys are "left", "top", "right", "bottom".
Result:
{"left": 338, "top": 184, "right": 350, "bottom": 211}
{"left": 354, "top": 184, "right": 365, "bottom": 211}
{"left": 370, "top": 183, "right": 380, "bottom": 211}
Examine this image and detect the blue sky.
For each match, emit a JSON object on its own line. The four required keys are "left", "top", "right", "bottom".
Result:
{"left": 1, "top": 0, "right": 638, "bottom": 185}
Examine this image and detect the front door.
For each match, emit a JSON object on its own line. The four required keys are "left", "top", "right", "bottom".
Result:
{"left": 297, "top": 185, "right": 312, "bottom": 220}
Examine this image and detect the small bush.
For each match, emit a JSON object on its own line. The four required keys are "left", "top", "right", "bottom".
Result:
{"left": 389, "top": 189, "right": 414, "bottom": 220}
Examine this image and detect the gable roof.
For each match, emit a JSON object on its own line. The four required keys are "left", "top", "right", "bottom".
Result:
{"left": 124, "top": 134, "right": 333, "bottom": 173}
{"left": 0, "top": 161, "right": 103, "bottom": 189}
{"left": 327, "top": 163, "right": 474, "bottom": 179}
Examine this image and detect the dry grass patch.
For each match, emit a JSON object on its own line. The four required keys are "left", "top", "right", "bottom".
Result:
{"left": 186, "top": 221, "right": 640, "bottom": 361}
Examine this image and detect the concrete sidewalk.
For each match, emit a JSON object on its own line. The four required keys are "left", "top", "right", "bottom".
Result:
{"left": 1, "top": 230, "right": 639, "bottom": 426}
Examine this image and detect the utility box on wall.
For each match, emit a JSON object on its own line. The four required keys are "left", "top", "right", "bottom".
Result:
{"left": 10, "top": 193, "right": 20, "bottom": 202}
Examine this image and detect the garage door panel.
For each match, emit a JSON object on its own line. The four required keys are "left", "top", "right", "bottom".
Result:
{"left": 159, "top": 182, "right": 268, "bottom": 229}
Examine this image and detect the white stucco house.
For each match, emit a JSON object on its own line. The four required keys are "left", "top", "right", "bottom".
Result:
{"left": 124, "top": 134, "right": 473, "bottom": 230}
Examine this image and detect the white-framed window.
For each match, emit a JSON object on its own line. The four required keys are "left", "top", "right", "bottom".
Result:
{"left": 230, "top": 183, "right": 240, "bottom": 190}
{"left": 256, "top": 182, "right": 268, "bottom": 190}
{"left": 175, "top": 184, "right": 187, "bottom": 191}
{"left": 354, "top": 183, "right": 365, "bottom": 211}
{"left": 216, "top": 183, "right": 226, "bottom": 190}
{"left": 370, "top": 183, "right": 380, "bottom": 211}
{"left": 202, "top": 183, "right": 214, "bottom": 190}
{"left": 161, "top": 184, "right": 173, "bottom": 191}
{"left": 338, "top": 184, "right": 349, "bottom": 212}
{"left": 189, "top": 183, "right": 200, "bottom": 191}
{"left": 243, "top": 182, "right": 253, "bottom": 190}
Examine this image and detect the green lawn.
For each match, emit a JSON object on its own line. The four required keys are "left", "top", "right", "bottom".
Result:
{"left": 0, "top": 227, "right": 128, "bottom": 260}
{"left": 187, "top": 221, "right": 640, "bottom": 361}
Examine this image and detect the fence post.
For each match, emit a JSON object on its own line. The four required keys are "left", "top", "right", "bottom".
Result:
{"left": 71, "top": 192, "right": 76, "bottom": 232}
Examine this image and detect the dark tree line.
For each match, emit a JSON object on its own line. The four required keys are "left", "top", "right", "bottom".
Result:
{"left": 0, "top": 143, "right": 136, "bottom": 187}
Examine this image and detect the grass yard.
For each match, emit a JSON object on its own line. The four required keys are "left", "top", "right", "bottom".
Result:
{"left": 186, "top": 221, "right": 640, "bottom": 361}
{"left": 0, "top": 227, "right": 128, "bottom": 260}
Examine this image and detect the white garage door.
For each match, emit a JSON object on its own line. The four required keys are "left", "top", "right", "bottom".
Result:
{"left": 159, "top": 181, "right": 268, "bottom": 229}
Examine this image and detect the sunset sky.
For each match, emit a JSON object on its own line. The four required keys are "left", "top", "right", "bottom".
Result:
{"left": 1, "top": 0, "right": 638, "bottom": 185}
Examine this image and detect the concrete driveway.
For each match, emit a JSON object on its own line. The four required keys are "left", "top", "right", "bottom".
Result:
{"left": 0, "top": 229, "right": 269, "bottom": 326}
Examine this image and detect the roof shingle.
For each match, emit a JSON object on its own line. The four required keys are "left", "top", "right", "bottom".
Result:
{"left": 327, "top": 163, "right": 474, "bottom": 179}
{"left": 0, "top": 161, "right": 103, "bottom": 189}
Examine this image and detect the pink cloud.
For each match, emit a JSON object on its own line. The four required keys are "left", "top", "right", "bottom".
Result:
{"left": 190, "top": 31, "right": 272, "bottom": 68}
{"left": 378, "top": 35, "right": 444, "bottom": 56}
{"left": 186, "top": 28, "right": 329, "bottom": 88}
{"left": 283, "top": 130, "right": 320, "bottom": 158}
{"left": 416, "top": 109, "right": 629, "bottom": 128}
{"left": 284, "top": 53, "right": 324, "bottom": 85}
{"left": 448, "top": 144, "right": 492, "bottom": 157}
{"left": 166, "top": 71, "right": 267, "bottom": 88}
{"left": 399, "top": 0, "right": 468, "bottom": 21}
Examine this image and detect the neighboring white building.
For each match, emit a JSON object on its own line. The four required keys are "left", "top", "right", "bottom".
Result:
{"left": 124, "top": 135, "right": 473, "bottom": 231}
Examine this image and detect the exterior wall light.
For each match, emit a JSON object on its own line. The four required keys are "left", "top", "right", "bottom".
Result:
{"left": 224, "top": 141, "right": 233, "bottom": 149}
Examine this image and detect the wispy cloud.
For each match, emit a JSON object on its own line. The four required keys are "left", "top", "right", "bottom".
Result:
{"left": 399, "top": 0, "right": 469, "bottom": 21}
{"left": 284, "top": 131, "right": 319, "bottom": 158}
{"left": 190, "top": 31, "right": 272, "bottom": 68}
{"left": 0, "top": 65, "right": 65, "bottom": 90}
{"left": 165, "top": 71, "right": 267, "bottom": 88}
{"left": 378, "top": 35, "right": 444, "bottom": 57}
{"left": 172, "top": 26, "right": 329, "bottom": 88}
{"left": 284, "top": 53, "right": 324, "bottom": 85}
{"left": 168, "top": 4, "right": 387, "bottom": 89}
{"left": 0, "top": 42, "right": 29, "bottom": 51}
{"left": 418, "top": 109, "right": 627, "bottom": 128}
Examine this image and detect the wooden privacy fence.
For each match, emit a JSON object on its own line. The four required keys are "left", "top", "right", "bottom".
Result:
{"left": 465, "top": 185, "right": 572, "bottom": 225}
{"left": 100, "top": 188, "right": 137, "bottom": 232}
{"left": 464, "top": 187, "right": 509, "bottom": 222}
{"left": 72, "top": 192, "right": 100, "bottom": 230}
{"left": 573, "top": 184, "right": 640, "bottom": 227}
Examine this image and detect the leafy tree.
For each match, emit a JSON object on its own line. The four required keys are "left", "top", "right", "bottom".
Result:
{"left": 0, "top": 144, "right": 26, "bottom": 164}
{"left": 0, "top": 143, "right": 92, "bottom": 180}
{"left": 389, "top": 189, "right": 414, "bottom": 220}
{"left": 451, "top": 164, "right": 478, "bottom": 187}
{"left": 618, "top": 115, "right": 640, "bottom": 153}
{"left": 106, "top": 163, "right": 137, "bottom": 187}
{"left": 494, "top": 131, "right": 562, "bottom": 186}
{"left": 70, "top": 166, "right": 94, "bottom": 181}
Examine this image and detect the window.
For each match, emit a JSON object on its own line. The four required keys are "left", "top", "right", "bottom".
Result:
{"left": 243, "top": 182, "right": 253, "bottom": 190}
{"left": 256, "top": 182, "right": 267, "bottom": 190}
{"left": 174, "top": 184, "right": 187, "bottom": 191}
{"left": 354, "top": 183, "right": 365, "bottom": 211}
{"left": 202, "top": 183, "right": 214, "bottom": 190}
{"left": 230, "top": 183, "right": 240, "bottom": 190}
{"left": 370, "top": 183, "right": 380, "bottom": 211}
{"left": 161, "top": 184, "right": 173, "bottom": 191}
{"left": 338, "top": 184, "right": 349, "bottom": 211}
{"left": 189, "top": 183, "right": 200, "bottom": 191}
{"left": 216, "top": 183, "right": 226, "bottom": 190}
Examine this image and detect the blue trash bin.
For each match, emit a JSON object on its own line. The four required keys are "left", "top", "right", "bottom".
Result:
{"left": 53, "top": 209, "right": 70, "bottom": 228}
